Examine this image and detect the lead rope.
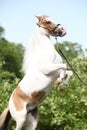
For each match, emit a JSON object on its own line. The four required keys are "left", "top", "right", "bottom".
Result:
{"left": 55, "top": 37, "right": 87, "bottom": 86}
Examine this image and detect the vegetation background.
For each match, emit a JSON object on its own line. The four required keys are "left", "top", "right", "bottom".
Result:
{"left": 0, "top": 26, "right": 87, "bottom": 130}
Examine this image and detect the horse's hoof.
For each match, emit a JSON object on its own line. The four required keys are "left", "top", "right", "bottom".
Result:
{"left": 58, "top": 85, "right": 64, "bottom": 91}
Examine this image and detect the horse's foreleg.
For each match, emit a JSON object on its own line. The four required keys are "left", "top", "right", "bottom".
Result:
{"left": 55, "top": 67, "right": 66, "bottom": 85}
{"left": 58, "top": 70, "right": 73, "bottom": 90}
{"left": 42, "top": 63, "right": 66, "bottom": 75}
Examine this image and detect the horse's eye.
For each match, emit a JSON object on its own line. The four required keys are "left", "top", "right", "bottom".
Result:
{"left": 46, "top": 21, "right": 51, "bottom": 24}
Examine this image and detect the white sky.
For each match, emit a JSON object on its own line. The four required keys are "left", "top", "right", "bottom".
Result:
{"left": 0, "top": 0, "right": 87, "bottom": 49}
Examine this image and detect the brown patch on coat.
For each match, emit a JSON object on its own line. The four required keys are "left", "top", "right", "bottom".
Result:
{"left": 12, "top": 87, "right": 45, "bottom": 111}
{"left": 36, "top": 15, "right": 57, "bottom": 31}
{"left": 32, "top": 91, "right": 45, "bottom": 101}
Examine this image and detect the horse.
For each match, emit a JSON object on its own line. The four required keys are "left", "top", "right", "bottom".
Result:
{"left": 0, "top": 15, "right": 73, "bottom": 130}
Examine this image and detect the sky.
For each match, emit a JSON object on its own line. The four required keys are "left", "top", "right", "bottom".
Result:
{"left": 0, "top": 0, "right": 87, "bottom": 49}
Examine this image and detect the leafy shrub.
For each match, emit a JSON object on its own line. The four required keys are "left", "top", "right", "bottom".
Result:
{"left": 0, "top": 58, "right": 87, "bottom": 130}
{"left": 0, "top": 38, "right": 24, "bottom": 78}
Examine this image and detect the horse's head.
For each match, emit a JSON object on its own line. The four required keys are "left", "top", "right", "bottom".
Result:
{"left": 36, "top": 15, "right": 66, "bottom": 37}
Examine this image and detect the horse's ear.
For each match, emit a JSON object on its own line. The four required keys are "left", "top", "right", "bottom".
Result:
{"left": 35, "top": 16, "right": 42, "bottom": 20}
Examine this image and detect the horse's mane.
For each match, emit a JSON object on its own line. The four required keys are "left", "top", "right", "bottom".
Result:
{"left": 22, "top": 38, "right": 35, "bottom": 74}
{"left": 22, "top": 26, "right": 48, "bottom": 74}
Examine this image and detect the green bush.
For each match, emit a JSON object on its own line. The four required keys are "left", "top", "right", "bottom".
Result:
{"left": 0, "top": 38, "right": 24, "bottom": 78}
{"left": 0, "top": 57, "right": 87, "bottom": 130}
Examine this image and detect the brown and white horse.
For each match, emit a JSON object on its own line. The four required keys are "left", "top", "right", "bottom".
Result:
{"left": 0, "top": 15, "right": 73, "bottom": 130}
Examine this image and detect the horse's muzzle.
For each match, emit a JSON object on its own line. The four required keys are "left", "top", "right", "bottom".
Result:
{"left": 52, "top": 24, "right": 66, "bottom": 37}
{"left": 58, "top": 27, "right": 66, "bottom": 37}
{"left": 52, "top": 27, "right": 66, "bottom": 37}
{"left": 57, "top": 26, "right": 67, "bottom": 37}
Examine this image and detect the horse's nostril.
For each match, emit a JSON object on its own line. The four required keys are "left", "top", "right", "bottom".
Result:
{"left": 58, "top": 29, "right": 62, "bottom": 36}
{"left": 61, "top": 27, "right": 64, "bottom": 30}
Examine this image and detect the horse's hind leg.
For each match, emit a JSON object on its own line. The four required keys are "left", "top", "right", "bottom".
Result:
{"left": 11, "top": 106, "right": 27, "bottom": 130}
{"left": 15, "top": 119, "right": 25, "bottom": 130}
{"left": 15, "top": 110, "right": 27, "bottom": 130}
{"left": 58, "top": 70, "right": 73, "bottom": 90}
{"left": 26, "top": 107, "right": 39, "bottom": 130}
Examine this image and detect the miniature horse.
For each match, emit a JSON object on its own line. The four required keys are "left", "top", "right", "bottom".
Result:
{"left": 0, "top": 15, "right": 73, "bottom": 130}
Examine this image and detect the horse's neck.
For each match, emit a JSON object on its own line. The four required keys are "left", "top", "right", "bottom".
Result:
{"left": 22, "top": 27, "right": 51, "bottom": 73}
{"left": 36, "top": 26, "right": 50, "bottom": 38}
{"left": 32, "top": 26, "right": 51, "bottom": 46}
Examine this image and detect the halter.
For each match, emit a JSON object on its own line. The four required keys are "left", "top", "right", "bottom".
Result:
{"left": 37, "top": 23, "right": 60, "bottom": 37}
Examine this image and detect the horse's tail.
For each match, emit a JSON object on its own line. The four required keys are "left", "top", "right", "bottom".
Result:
{"left": 0, "top": 107, "right": 11, "bottom": 130}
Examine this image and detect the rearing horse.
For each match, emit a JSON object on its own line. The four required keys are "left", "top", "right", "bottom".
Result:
{"left": 0, "top": 15, "right": 73, "bottom": 130}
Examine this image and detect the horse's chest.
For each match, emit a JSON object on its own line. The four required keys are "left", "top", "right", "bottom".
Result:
{"left": 35, "top": 43, "right": 55, "bottom": 60}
